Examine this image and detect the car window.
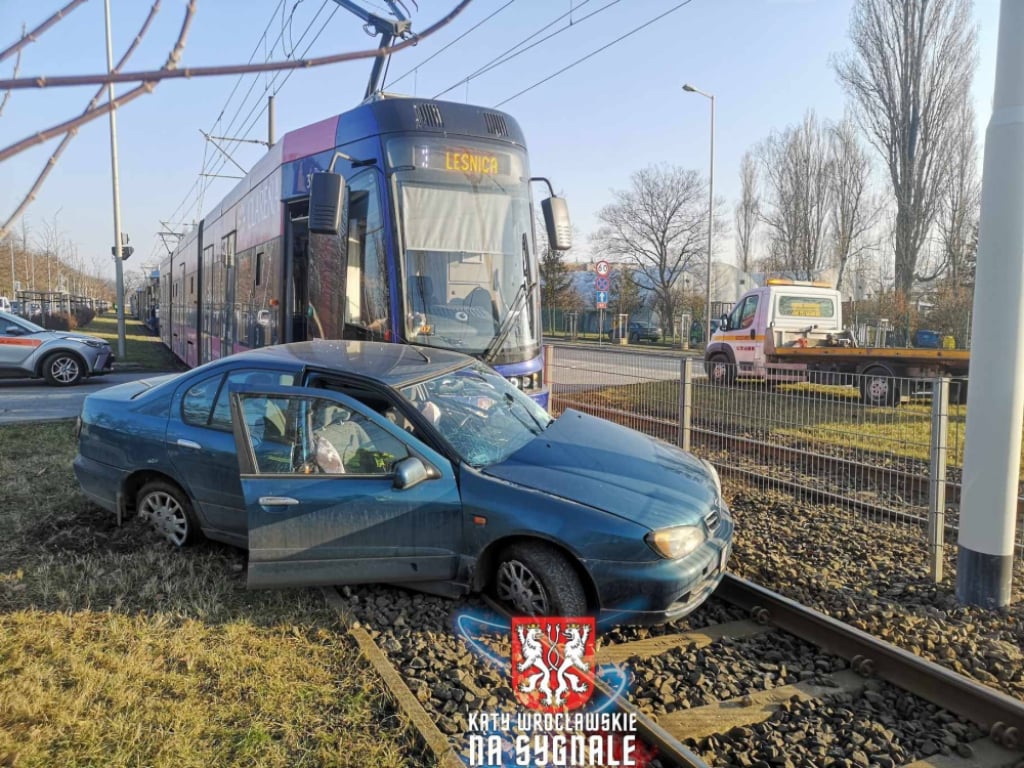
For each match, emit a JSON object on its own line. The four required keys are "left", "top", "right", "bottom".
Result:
{"left": 210, "top": 369, "right": 296, "bottom": 430}
{"left": 182, "top": 375, "right": 222, "bottom": 426}
{"left": 238, "top": 393, "right": 409, "bottom": 476}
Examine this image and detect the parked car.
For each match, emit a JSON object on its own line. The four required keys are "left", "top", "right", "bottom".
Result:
{"left": 0, "top": 309, "right": 114, "bottom": 385}
{"left": 690, "top": 319, "right": 721, "bottom": 346}
{"left": 610, "top": 321, "right": 662, "bottom": 343}
{"left": 73, "top": 340, "right": 732, "bottom": 624}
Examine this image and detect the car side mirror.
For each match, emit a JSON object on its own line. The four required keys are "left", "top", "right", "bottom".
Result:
{"left": 719, "top": 314, "right": 729, "bottom": 332}
{"left": 4, "top": 325, "right": 23, "bottom": 336}
{"left": 309, "top": 172, "right": 347, "bottom": 236}
{"left": 541, "top": 196, "right": 572, "bottom": 251}
{"left": 393, "top": 456, "right": 435, "bottom": 490}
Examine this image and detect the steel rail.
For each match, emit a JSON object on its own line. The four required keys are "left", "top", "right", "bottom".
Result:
{"left": 480, "top": 595, "right": 710, "bottom": 768}
{"left": 716, "top": 574, "right": 1024, "bottom": 742}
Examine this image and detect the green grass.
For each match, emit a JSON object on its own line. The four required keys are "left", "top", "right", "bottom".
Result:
{"left": 0, "top": 422, "right": 427, "bottom": 768}
{"left": 560, "top": 378, "right": 985, "bottom": 470}
{"left": 79, "top": 314, "right": 184, "bottom": 370}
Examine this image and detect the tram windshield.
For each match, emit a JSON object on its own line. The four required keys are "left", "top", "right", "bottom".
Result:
{"left": 387, "top": 137, "right": 538, "bottom": 364}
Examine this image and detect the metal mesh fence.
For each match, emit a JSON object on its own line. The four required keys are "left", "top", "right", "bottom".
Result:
{"left": 545, "top": 345, "right": 1023, "bottom": 570}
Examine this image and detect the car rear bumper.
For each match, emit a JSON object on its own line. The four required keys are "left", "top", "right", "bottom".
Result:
{"left": 73, "top": 453, "right": 123, "bottom": 514}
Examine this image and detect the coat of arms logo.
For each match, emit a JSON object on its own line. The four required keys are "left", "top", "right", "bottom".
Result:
{"left": 510, "top": 616, "right": 596, "bottom": 712}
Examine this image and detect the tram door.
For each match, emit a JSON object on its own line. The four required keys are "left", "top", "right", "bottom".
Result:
{"left": 285, "top": 200, "right": 310, "bottom": 343}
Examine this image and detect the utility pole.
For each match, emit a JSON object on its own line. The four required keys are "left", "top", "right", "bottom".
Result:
{"left": 104, "top": 0, "right": 127, "bottom": 359}
{"left": 957, "top": 0, "right": 1024, "bottom": 607}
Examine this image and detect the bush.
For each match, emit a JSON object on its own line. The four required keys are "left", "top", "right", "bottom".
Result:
{"left": 74, "top": 307, "right": 96, "bottom": 327}
{"left": 31, "top": 312, "right": 77, "bottom": 331}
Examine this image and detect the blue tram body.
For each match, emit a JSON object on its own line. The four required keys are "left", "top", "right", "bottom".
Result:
{"left": 159, "top": 95, "right": 556, "bottom": 405}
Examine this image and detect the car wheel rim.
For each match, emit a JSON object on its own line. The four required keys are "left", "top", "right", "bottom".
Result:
{"left": 496, "top": 559, "right": 549, "bottom": 615}
{"left": 52, "top": 357, "right": 79, "bottom": 383}
{"left": 869, "top": 378, "right": 887, "bottom": 399}
{"left": 139, "top": 491, "right": 188, "bottom": 546}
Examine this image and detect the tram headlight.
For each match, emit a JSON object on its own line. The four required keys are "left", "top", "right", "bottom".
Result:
{"left": 508, "top": 376, "right": 522, "bottom": 389}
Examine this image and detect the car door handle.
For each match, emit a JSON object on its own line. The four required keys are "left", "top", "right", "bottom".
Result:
{"left": 175, "top": 438, "right": 202, "bottom": 450}
{"left": 258, "top": 496, "right": 300, "bottom": 507}
{"left": 750, "top": 328, "right": 755, "bottom": 339}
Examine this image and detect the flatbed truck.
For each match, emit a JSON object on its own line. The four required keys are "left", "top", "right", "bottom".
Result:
{"left": 703, "top": 279, "right": 970, "bottom": 405}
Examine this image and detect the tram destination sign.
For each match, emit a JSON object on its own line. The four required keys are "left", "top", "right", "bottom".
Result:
{"left": 414, "top": 145, "right": 511, "bottom": 176}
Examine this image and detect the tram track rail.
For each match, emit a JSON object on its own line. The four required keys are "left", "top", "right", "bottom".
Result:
{"left": 319, "top": 570, "right": 1024, "bottom": 768}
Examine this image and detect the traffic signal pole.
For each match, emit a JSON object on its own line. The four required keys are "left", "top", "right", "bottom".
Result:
{"left": 104, "top": 0, "right": 126, "bottom": 360}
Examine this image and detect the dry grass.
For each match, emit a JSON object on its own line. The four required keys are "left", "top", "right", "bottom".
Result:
{"left": 0, "top": 422, "right": 429, "bottom": 768}
{"left": 79, "top": 314, "right": 184, "bottom": 370}
{"left": 559, "top": 379, "right": 992, "bottom": 471}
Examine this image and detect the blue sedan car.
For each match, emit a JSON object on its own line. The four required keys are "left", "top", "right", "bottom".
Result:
{"left": 74, "top": 340, "right": 732, "bottom": 624}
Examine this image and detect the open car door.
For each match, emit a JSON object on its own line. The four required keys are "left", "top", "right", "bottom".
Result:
{"left": 228, "top": 384, "right": 462, "bottom": 589}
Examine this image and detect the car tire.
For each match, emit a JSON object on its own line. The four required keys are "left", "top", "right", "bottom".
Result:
{"left": 494, "top": 542, "right": 587, "bottom": 617}
{"left": 136, "top": 479, "right": 200, "bottom": 547}
{"left": 42, "top": 352, "right": 85, "bottom": 386}
{"left": 629, "top": 332, "right": 639, "bottom": 343}
{"left": 706, "top": 354, "right": 735, "bottom": 386}
{"left": 859, "top": 365, "right": 903, "bottom": 407}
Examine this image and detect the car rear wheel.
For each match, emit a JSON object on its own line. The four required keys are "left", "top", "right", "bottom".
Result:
{"left": 136, "top": 480, "right": 200, "bottom": 547}
{"left": 629, "top": 332, "right": 639, "bottom": 343}
{"left": 494, "top": 542, "right": 587, "bottom": 617}
{"left": 42, "top": 352, "right": 85, "bottom": 386}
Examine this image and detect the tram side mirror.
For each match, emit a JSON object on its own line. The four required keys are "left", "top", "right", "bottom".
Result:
{"left": 309, "top": 172, "right": 346, "bottom": 236}
{"left": 541, "top": 196, "right": 572, "bottom": 251}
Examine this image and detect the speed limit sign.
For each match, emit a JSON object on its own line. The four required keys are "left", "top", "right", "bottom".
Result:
{"left": 595, "top": 260, "right": 611, "bottom": 277}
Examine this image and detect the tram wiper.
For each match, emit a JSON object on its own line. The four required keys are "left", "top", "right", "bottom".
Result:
{"left": 482, "top": 279, "right": 533, "bottom": 363}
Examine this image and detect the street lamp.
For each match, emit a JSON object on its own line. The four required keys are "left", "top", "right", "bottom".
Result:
{"left": 683, "top": 83, "right": 715, "bottom": 344}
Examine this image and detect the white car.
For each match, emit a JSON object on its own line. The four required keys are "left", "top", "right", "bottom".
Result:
{"left": 0, "top": 310, "right": 114, "bottom": 386}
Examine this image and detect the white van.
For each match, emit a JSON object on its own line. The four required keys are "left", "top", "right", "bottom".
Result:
{"left": 0, "top": 297, "right": 11, "bottom": 313}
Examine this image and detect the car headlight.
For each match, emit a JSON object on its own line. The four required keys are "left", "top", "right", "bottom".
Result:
{"left": 700, "top": 458, "right": 722, "bottom": 496}
{"left": 646, "top": 525, "right": 706, "bottom": 559}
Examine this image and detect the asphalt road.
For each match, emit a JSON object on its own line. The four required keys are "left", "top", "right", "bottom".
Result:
{"left": 546, "top": 342, "right": 703, "bottom": 390}
{"left": 0, "top": 371, "right": 167, "bottom": 424}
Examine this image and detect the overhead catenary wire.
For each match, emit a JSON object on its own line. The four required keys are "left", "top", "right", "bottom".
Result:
{"left": 192, "top": 1, "right": 338, "bottom": 220}
{"left": 389, "top": 0, "right": 524, "bottom": 90}
{"left": 162, "top": 0, "right": 290, "bottom": 250}
{"left": 433, "top": 0, "right": 618, "bottom": 99}
{"left": 494, "top": 0, "right": 695, "bottom": 108}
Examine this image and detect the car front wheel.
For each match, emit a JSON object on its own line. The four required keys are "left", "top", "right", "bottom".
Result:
{"left": 494, "top": 542, "right": 587, "bottom": 616}
{"left": 136, "top": 479, "right": 200, "bottom": 547}
{"left": 42, "top": 352, "right": 85, "bottom": 386}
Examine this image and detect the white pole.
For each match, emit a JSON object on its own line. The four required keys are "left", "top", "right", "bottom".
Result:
{"left": 104, "top": 0, "right": 127, "bottom": 359}
{"left": 956, "top": 0, "right": 1024, "bottom": 607}
{"left": 706, "top": 94, "right": 715, "bottom": 346}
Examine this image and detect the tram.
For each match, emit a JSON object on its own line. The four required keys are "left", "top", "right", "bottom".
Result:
{"left": 159, "top": 94, "right": 570, "bottom": 406}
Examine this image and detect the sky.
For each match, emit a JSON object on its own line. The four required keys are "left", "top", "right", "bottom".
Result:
{"left": 0, "top": 0, "right": 1002, "bottom": 285}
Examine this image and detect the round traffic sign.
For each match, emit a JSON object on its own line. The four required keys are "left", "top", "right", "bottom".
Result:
{"left": 594, "top": 275, "right": 610, "bottom": 291}
{"left": 595, "top": 260, "right": 611, "bottom": 277}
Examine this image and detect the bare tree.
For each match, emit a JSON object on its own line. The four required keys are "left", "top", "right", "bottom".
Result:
{"left": 936, "top": 99, "right": 981, "bottom": 287}
{"left": 591, "top": 165, "right": 711, "bottom": 331}
{"left": 828, "top": 118, "right": 880, "bottom": 290}
{"left": 758, "top": 111, "right": 833, "bottom": 280}
{"left": 734, "top": 151, "right": 759, "bottom": 273}
{"left": 834, "top": 0, "right": 978, "bottom": 297}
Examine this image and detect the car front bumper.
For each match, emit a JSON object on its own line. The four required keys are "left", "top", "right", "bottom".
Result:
{"left": 588, "top": 515, "right": 734, "bottom": 628}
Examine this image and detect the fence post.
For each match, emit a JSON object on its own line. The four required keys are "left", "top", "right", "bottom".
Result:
{"left": 679, "top": 357, "right": 693, "bottom": 452}
{"left": 543, "top": 345, "right": 554, "bottom": 415}
{"left": 928, "top": 377, "right": 950, "bottom": 583}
